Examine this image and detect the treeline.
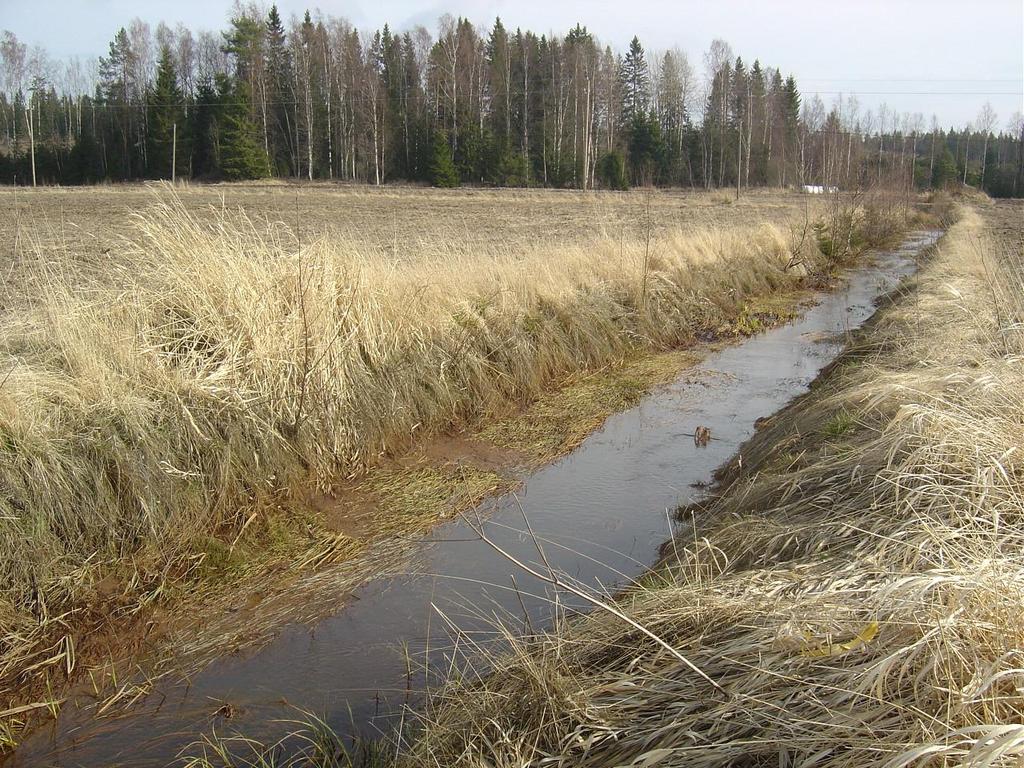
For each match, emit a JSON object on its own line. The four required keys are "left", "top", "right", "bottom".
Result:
{"left": 1, "top": 10, "right": 1022, "bottom": 195}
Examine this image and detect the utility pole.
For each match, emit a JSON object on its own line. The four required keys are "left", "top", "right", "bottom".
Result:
{"left": 963, "top": 127, "right": 971, "bottom": 185}
{"left": 26, "top": 105, "right": 37, "bottom": 187}
{"left": 171, "top": 123, "right": 177, "bottom": 184}
{"left": 736, "top": 130, "right": 742, "bottom": 200}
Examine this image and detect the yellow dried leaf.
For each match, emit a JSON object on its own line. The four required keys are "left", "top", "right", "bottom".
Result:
{"left": 800, "top": 620, "right": 879, "bottom": 659}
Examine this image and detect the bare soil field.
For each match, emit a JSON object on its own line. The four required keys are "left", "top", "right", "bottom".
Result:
{"left": 2, "top": 183, "right": 812, "bottom": 269}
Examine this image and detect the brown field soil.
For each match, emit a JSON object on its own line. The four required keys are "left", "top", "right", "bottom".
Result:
{"left": 2, "top": 183, "right": 810, "bottom": 270}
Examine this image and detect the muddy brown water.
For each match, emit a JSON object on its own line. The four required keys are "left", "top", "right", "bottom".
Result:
{"left": 13, "top": 232, "right": 939, "bottom": 767}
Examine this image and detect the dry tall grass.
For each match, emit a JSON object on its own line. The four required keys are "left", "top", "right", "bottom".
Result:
{"left": 0, "top": 191, "right": 829, "bottom": 711}
{"left": 406, "top": 202, "right": 1024, "bottom": 766}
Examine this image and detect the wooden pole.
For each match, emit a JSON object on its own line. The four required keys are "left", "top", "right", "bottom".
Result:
{"left": 736, "top": 127, "right": 741, "bottom": 200}
{"left": 171, "top": 123, "right": 177, "bottom": 184}
{"left": 27, "top": 106, "right": 37, "bottom": 188}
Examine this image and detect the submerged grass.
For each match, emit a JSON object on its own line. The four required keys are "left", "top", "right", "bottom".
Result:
{"left": 397, "top": 200, "right": 1024, "bottom": 766}
{"left": 353, "top": 463, "right": 510, "bottom": 538}
{"left": 479, "top": 348, "right": 702, "bottom": 459}
{"left": 181, "top": 713, "right": 393, "bottom": 768}
{"left": 479, "top": 288, "right": 808, "bottom": 461}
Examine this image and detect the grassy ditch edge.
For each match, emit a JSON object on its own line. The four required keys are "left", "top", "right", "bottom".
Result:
{"left": 0, "top": 188, "right": 927, "bottom": 749}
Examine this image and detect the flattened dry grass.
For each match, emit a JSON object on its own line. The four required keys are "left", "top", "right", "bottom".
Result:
{"left": 351, "top": 463, "right": 511, "bottom": 538}
{"left": 405, "top": 202, "right": 1024, "bottom": 766}
{"left": 0, "top": 188, "right": 826, "bottom": 725}
{"left": 480, "top": 349, "right": 702, "bottom": 459}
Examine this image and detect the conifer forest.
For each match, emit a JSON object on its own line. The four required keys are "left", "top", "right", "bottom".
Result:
{"left": 1, "top": 7, "right": 1021, "bottom": 194}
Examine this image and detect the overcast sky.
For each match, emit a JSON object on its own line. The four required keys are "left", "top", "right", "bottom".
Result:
{"left": 4, "top": 0, "right": 1023, "bottom": 127}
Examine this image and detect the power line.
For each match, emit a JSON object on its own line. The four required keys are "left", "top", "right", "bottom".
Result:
{"left": 35, "top": 89, "right": 1018, "bottom": 110}
{"left": 806, "top": 91, "right": 1022, "bottom": 96}
{"left": 799, "top": 77, "right": 1023, "bottom": 83}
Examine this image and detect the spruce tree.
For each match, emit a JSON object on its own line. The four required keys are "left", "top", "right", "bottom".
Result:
{"left": 401, "top": 32, "right": 427, "bottom": 179}
{"left": 781, "top": 75, "right": 801, "bottom": 185}
{"left": 265, "top": 5, "right": 295, "bottom": 175}
{"left": 190, "top": 77, "right": 221, "bottom": 178}
{"left": 749, "top": 60, "right": 767, "bottom": 184}
{"left": 598, "top": 150, "right": 628, "bottom": 190}
{"left": 931, "top": 147, "right": 957, "bottom": 189}
{"left": 379, "top": 25, "right": 406, "bottom": 179}
{"left": 429, "top": 130, "right": 459, "bottom": 187}
{"left": 98, "top": 28, "right": 136, "bottom": 178}
{"left": 782, "top": 76, "right": 801, "bottom": 136}
{"left": 148, "top": 45, "right": 186, "bottom": 179}
{"left": 628, "top": 111, "right": 666, "bottom": 185}
{"left": 732, "top": 57, "right": 747, "bottom": 131}
{"left": 217, "top": 75, "right": 270, "bottom": 180}
{"left": 730, "top": 57, "right": 748, "bottom": 187}
{"left": 486, "top": 18, "right": 512, "bottom": 151}
{"left": 620, "top": 36, "right": 650, "bottom": 125}
{"left": 67, "top": 125, "right": 104, "bottom": 183}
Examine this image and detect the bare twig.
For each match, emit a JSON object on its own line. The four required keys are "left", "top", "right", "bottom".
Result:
{"left": 640, "top": 188, "right": 653, "bottom": 309}
{"left": 462, "top": 497, "right": 724, "bottom": 693}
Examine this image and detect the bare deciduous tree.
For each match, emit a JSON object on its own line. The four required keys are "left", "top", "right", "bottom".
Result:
{"left": 977, "top": 102, "right": 998, "bottom": 186}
